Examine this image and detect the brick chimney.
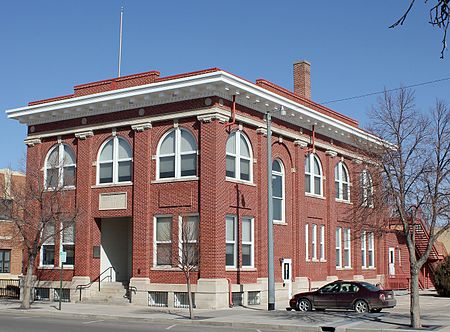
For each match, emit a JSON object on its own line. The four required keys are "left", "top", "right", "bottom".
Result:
{"left": 293, "top": 60, "right": 311, "bottom": 99}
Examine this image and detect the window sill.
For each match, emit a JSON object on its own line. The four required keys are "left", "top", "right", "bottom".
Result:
{"left": 44, "top": 186, "right": 76, "bottom": 192}
{"left": 336, "top": 267, "right": 353, "bottom": 271}
{"left": 225, "top": 177, "right": 256, "bottom": 187}
{"left": 335, "top": 199, "right": 352, "bottom": 205}
{"left": 273, "top": 221, "right": 287, "bottom": 226}
{"left": 59, "top": 265, "right": 74, "bottom": 270}
{"left": 305, "top": 193, "right": 325, "bottom": 200}
{"left": 152, "top": 177, "right": 199, "bottom": 184}
{"left": 319, "top": 259, "right": 327, "bottom": 263}
{"left": 92, "top": 182, "right": 133, "bottom": 189}
{"left": 362, "top": 267, "right": 376, "bottom": 270}
{"left": 226, "top": 267, "right": 257, "bottom": 272}
{"left": 38, "top": 266, "right": 55, "bottom": 270}
{"left": 151, "top": 266, "right": 180, "bottom": 271}
{"left": 311, "top": 258, "right": 319, "bottom": 262}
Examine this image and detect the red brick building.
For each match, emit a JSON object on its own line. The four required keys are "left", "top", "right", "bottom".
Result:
{"left": 6, "top": 62, "right": 408, "bottom": 308}
{"left": 0, "top": 169, "right": 25, "bottom": 280}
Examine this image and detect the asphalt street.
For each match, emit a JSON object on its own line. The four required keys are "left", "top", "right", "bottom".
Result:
{"left": 0, "top": 311, "right": 279, "bottom": 332}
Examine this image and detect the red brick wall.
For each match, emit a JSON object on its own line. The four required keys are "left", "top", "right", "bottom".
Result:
{"left": 26, "top": 97, "right": 395, "bottom": 286}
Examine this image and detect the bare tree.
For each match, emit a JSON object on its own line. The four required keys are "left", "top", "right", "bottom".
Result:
{"left": 177, "top": 216, "right": 199, "bottom": 320}
{"left": 2, "top": 157, "right": 78, "bottom": 309}
{"left": 353, "top": 88, "right": 450, "bottom": 328}
{"left": 390, "top": 0, "right": 449, "bottom": 58}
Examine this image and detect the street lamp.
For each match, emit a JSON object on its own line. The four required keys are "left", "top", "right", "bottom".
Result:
{"left": 266, "top": 105, "right": 286, "bottom": 311}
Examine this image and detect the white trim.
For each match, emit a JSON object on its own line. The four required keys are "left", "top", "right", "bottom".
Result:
{"left": 335, "top": 161, "right": 350, "bottom": 202}
{"left": 272, "top": 159, "right": 285, "bottom": 223}
{"left": 156, "top": 127, "right": 198, "bottom": 180}
{"left": 153, "top": 215, "right": 173, "bottom": 267}
{"left": 343, "top": 228, "right": 351, "bottom": 268}
{"left": 305, "top": 154, "right": 323, "bottom": 196}
{"left": 6, "top": 70, "right": 384, "bottom": 148}
{"left": 368, "top": 232, "right": 375, "bottom": 268}
{"left": 361, "top": 170, "right": 374, "bottom": 208}
{"left": 226, "top": 130, "right": 253, "bottom": 183}
{"left": 225, "top": 215, "right": 237, "bottom": 268}
{"left": 305, "top": 224, "right": 309, "bottom": 261}
{"left": 335, "top": 227, "right": 342, "bottom": 268}
{"left": 44, "top": 143, "right": 76, "bottom": 190}
{"left": 178, "top": 214, "right": 199, "bottom": 267}
{"left": 96, "top": 136, "right": 133, "bottom": 185}
{"left": 361, "top": 231, "right": 367, "bottom": 268}
{"left": 312, "top": 224, "right": 317, "bottom": 261}
{"left": 241, "top": 217, "right": 254, "bottom": 268}
{"left": 320, "top": 225, "right": 325, "bottom": 261}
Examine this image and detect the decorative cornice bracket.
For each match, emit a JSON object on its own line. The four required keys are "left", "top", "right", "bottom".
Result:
{"left": 256, "top": 127, "right": 267, "bottom": 136}
{"left": 75, "top": 130, "right": 94, "bottom": 140}
{"left": 325, "top": 150, "right": 338, "bottom": 158}
{"left": 24, "top": 138, "right": 42, "bottom": 147}
{"left": 294, "top": 139, "right": 308, "bottom": 149}
{"left": 131, "top": 122, "right": 152, "bottom": 132}
{"left": 197, "top": 113, "right": 229, "bottom": 124}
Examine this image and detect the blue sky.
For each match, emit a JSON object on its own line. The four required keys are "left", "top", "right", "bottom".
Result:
{"left": 1, "top": 1, "right": 449, "bottom": 170}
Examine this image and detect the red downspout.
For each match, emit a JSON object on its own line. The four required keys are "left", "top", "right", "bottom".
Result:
{"left": 225, "top": 95, "right": 236, "bottom": 128}
{"left": 305, "top": 125, "right": 316, "bottom": 154}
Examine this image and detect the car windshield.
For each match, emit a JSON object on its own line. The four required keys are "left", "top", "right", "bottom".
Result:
{"left": 360, "top": 282, "right": 380, "bottom": 292}
{"left": 319, "top": 283, "right": 340, "bottom": 293}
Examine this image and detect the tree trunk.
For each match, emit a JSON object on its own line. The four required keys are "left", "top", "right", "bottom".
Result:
{"left": 186, "top": 274, "right": 194, "bottom": 320}
{"left": 410, "top": 269, "right": 421, "bottom": 328}
{"left": 21, "top": 253, "right": 35, "bottom": 309}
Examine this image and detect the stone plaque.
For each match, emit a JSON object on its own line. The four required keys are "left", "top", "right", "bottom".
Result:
{"left": 99, "top": 192, "right": 127, "bottom": 210}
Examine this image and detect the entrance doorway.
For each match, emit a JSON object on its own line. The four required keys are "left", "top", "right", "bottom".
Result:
{"left": 100, "top": 217, "right": 132, "bottom": 283}
{"left": 388, "top": 247, "right": 395, "bottom": 276}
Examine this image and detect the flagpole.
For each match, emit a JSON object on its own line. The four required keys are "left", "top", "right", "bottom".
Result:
{"left": 118, "top": 6, "right": 124, "bottom": 77}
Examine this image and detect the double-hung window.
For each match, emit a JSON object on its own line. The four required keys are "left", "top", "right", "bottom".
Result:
{"left": 343, "top": 228, "right": 351, "bottom": 268}
{"left": 179, "top": 215, "right": 199, "bottom": 266}
{"left": 45, "top": 144, "right": 76, "bottom": 189}
{"left": 305, "top": 224, "right": 309, "bottom": 261}
{"left": 361, "top": 170, "right": 374, "bottom": 207}
{"left": 41, "top": 222, "right": 55, "bottom": 267}
{"left": 98, "top": 136, "right": 132, "bottom": 184}
{"left": 320, "top": 225, "right": 325, "bottom": 261}
{"left": 335, "top": 227, "right": 342, "bottom": 268}
{"left": 0, "top": 250, "right": 11, "bottom": 273}
{"left": 226, "top": 216, "right": 237, "bottom": 267}
{"left": 157, "top": 128, "right": 197, "bottom": 179}
{"left": 242, "top": 217, "right": 254, "bottom": 267}
{"left": 226, "top": 131, "right": 252, "bottom": 182}
{"left": 311, "top": 224, "right": 317, "bottom": 260}
{"left": 368, "top": 232, "right": 375, "bottom": 268}
{"left": 154, "top": 216, "right": 172, "bottom": 266}
{"left": 272, "top": 160, "right": 285, "bottom": 223}
{"left": 335, "top": 162, "right": 350, "bottom": 202}
{"left": 61, "top": 223, "right": 75, "bottom": 266}
{"left": 361, "top": 231, "right": 367, "bottom": 268}
{"left": 305, "top": 154, "right": 323, "bottom": 196}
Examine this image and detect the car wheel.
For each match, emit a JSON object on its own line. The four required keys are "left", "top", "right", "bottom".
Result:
{"left": 370, "top": 308, "right": 382, "bottom": 313}
{"left": 296, "top": 298, "right": 312, "bottom": 312}
{"left": 354, "top": 300, "right": 369, "bottom": 313}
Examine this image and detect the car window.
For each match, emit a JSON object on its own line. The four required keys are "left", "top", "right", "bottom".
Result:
{"left": 319, "top": 283, "right": 340, "bottom": 293}
{"left": 360, "top": 282, "right": 379, "bottom": 292}
{"left": 340, "top": 283, "right": 359, "bottom": 293}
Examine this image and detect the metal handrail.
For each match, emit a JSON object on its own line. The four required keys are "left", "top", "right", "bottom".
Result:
{"left": 75, "top": 266, "right": 115, "bottom": 301}
{"left": 126, "top": 285, "right": 137, "bottom": 303}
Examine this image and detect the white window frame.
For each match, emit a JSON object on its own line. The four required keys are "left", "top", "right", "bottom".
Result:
{"left": 226, "top": 215, "right": 237, "bottom": 268}
{"left": 153, "top": 215, "right": 173, "bottom": 267}
{"left": 368, "top": 232, "right": 375, "bottom": 268}
{"left": 226, "top": 130, "right": 253, "bottom": 183}
{"left": 40, "top": 222, "right": 55, "bottom": 268}
{"left": 305, "top": 154, "right": 323, "bottom": 197}
{"left": 361, "top": 231, "right": 367, "bottom": 268}
{"left": 44, "top": 143, "right": 76, "bottom": 190}
{"left": 156, "top": 127, "right": 198, "bottom": 180}
{"left": 320, "top": 225, "right": 325, "bottom": 261}
{"left": 335, "top": 161, "right": 350, "bottom": 202}
{"left": 336, "top": 227, "right": 342, "bottom": 268}
{"left": 361, "top": 170, "right": 374, "bottom": 207}
{"left": 97, "top": 136, "right": 133, "bottom": 185}
{"left": 241, "top": 217, "right": 254, "bottom": 268}
{"left": 178, "top": 214, "right": 199, "bottom": 267}
{"left": 312, "top": 224, "right": 317, "bottom": 261}
{"left": 272, "top": 159, "right": 285, "bottom": 223}
{"left": 60, "top": 222, "right": 75, "bottom": 268}
{"left": 305, "top": 223, "right": 309, "bottom": 261}
{"left": 343, "top": 228, "right": 351, "bottom": 268}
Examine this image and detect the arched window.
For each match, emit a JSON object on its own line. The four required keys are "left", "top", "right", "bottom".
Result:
{"left": 305, "top": 154, "right": 323, "bottom": 196}
{"left": 157, "top": 127, "right": 197, "bottom": 179}
{"left": 272, "top": 159, "right": 285, "bottom": 223}
{"left": 45, "top": 144, "right": 76, "bottom": 189}
{"left": 335, "top": 162, "right": 350, "bottom": 202}
{"left": 98, "top": 136, "right": 132, "bottom": 184}
{"left": 226, "top": 131, "right": 252, "bottom": 182}
{"left": 361, "top": 170, "right": 373, "bottom": 207}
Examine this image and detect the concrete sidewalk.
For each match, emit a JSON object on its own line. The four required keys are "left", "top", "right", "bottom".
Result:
{"left": 0, "top": 293, "right": 449, "bottom": 332}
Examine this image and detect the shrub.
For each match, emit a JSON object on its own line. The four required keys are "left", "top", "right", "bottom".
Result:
{"left": 434, "top": 256, "right": 450, "bottom": 297}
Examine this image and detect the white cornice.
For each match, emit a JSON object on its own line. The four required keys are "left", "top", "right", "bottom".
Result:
{"left": 197, "top": 113, "right": 229, "bottom": 123}
{"left": 5, "top": 70, "right": 383, "bottom": 148}
{"left": 75, "top": 130, "right": 94, "bottom": 140}
{"left": 131, "top": 122, "right": 152, "bottom": 132}
{"left": 24, "top": 138, "right": 41, "bottom": 146}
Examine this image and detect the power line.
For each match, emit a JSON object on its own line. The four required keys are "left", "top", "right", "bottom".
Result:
{"left": 320, "top": 77, "right": 450, "bottom": 105}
